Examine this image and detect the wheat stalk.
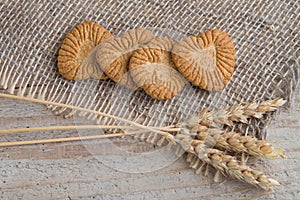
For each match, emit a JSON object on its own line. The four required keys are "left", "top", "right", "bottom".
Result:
{"left": 0, "top": 125, "right": 180, "bottom": 135}
{"left": 195, "top": 125, "right": 285, "bottom": 159}
{"left": 0, "top": 93, "right": 176, "bottom": 141}
{"left": 0, "top": 130, "right": 147, "bottom": 147}
{"left": 187, "top": 98, "right": 286, "bottom": 128}
{"left": 0, "top": 125, "right": 137, "bottom": 134}
{"left": 0, "top": 93, "right": 283, "bottom": 190}
{"left": 175, "top": 134, "right": 280, "bottom": 191}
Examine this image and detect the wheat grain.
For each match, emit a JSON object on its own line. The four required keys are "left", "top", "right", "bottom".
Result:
{"left": 195, "top": 125, "right": 285, "bottom": 159}
{"left": 175, "top": 134, "right": 280, "bottom": 191}
{"left": 187, "top": 98, "right": 286, "bottom": 128}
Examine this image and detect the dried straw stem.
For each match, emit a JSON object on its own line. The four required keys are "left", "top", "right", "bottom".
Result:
{"left": 0, "top": 125, "right": 180, "bottom": 135}
{"left": 0, "top": 93, "right": 175, "bottom": 140}
{"left": 195, "top": 125, "right": 285, "bottom": 159}
{"left": 0, "top": 125, "right": 136, "bottom": 134}
{"left": 176, "top": 134, "right": 280, "bottom": 191}
{"left": 0, "top": 130, "right": 146, "bottom": 147}
{"left": 188, "top": 98, "right": 286, "bottom": 127}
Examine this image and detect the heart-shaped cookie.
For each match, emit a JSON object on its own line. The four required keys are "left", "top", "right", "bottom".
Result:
{"left": 172, "top": 29, "right": 235, "bottom": 91}
{"left": 129, "top": 37, "right": 186, "bottom": 100}
{"left": 57, "top": 21, "right": 111, "bottom": 80}
{"left": 96, "top": 28, "right": 154, "bottom": 89}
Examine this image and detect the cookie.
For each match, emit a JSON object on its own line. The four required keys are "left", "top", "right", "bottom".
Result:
{"left": 96, "top": 28, "right": 154, "bottom": 88}
{"left": 129, "top": 37, "right": 186, "bottom": 100}
{"left": 58, "top": 21, "right": 111, "bottom": 80}
{"left": 172, "top": 29, "right": 235, "bottom": 91}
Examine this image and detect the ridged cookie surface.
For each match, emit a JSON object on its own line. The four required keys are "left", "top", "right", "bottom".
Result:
{"left": 172, "top": 29, "right": 235, "bottom": 91}
{"left": 58, "top": 21, "right": 111, "bottom": 80}
{"left": 129, "top": 37, "right": 186, "bottom": 100}
{"left": 96, "top": 28, "right": 154, "bottom": 88}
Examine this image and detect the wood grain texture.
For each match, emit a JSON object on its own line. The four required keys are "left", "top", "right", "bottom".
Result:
{"left": 0, "top": 86, "right": 299, "bottom": 200}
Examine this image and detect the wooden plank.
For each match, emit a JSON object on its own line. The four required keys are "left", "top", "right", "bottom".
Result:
{"left": 0, "top": 87, "right": 299, "bottom": 199}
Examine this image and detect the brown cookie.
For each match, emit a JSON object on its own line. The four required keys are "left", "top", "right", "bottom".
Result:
{"left": 129, "top": 37, "right": 186, "bottom": 100}
{"left": 96, "top": 28, "right": 154, "bottom": 88}
{"left": 172, "top": 29, "right": 235, "bottom": 91}
{"left": 58, "top": 21, "right": 111, "bottom": 80}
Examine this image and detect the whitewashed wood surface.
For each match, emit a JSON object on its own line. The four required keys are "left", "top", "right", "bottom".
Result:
{"left": 0, "top": 86, "right": 299, "bottom": 200}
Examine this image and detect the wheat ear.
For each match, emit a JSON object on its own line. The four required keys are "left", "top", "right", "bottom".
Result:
{"left": 176, "top": 134, "right": 280, "bottom": 191}
{"left": 195, "top": 125, "right": 285, "bottom": 159}
{"left": 188, "top": 98, "right": 286, "bottom": 127}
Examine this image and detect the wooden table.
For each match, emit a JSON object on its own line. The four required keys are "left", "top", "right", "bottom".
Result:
{"left": 0, "top": 86, "right": 299, "bottom": 200}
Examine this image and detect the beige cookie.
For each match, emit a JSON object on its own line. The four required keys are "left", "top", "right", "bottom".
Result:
{"left": 172, "top": 29, "right": 235, "bottom": 91}
{"left": 58, "top": 21, "right": 111, "bottom": 80}
{"left": 96, "top": 28, "right": 154, "bottom": 88}
{"left": 129, "top": 37, "right": 186, "bottom": 100}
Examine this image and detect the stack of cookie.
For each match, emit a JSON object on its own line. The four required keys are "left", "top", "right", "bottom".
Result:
{"left": 58, "top": 21, "right": 235, "bottom": 100}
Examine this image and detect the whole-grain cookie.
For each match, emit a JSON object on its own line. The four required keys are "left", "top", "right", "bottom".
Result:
{"left": 172, "top": 29, "right": 235, "bottom": 91}
{"left": 129, "top": 37, "right": 186, "bottom": 100}
{"left": 58, "top": 21, "right": 111, "bottom": 80}
{"left": 96, "top": 28, "right": 154, "bottom": 88}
